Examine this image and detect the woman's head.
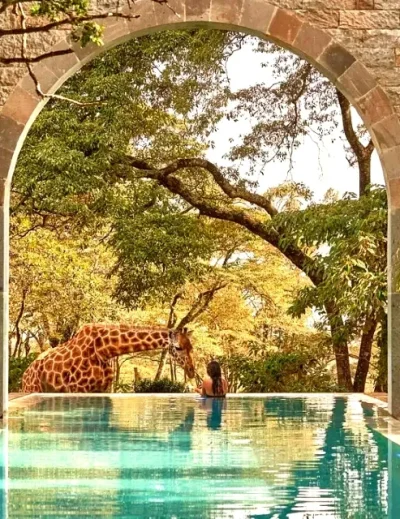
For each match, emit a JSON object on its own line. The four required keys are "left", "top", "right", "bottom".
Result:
{"left": 207, "top": 360, "right": 221, "bottom": 379}
{"left": 207, "top": 360, "right": 223, "bottom": 396}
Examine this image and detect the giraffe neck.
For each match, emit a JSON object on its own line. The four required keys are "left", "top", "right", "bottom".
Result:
{"left": 92, "top": 325, "right": 169, "bottom": 361}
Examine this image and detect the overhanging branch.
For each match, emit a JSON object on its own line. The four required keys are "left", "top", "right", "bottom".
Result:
{"left": 124, "top": 156, "right": 323, "bottom": 286}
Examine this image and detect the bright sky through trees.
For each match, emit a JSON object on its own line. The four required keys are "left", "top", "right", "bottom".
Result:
{"left": 206, "top": 38, "right": 384, "bottom": 201}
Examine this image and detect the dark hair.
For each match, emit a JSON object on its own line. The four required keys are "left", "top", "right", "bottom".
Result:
{"left": 207, "top": 360, "right": 223, "bottom": 396}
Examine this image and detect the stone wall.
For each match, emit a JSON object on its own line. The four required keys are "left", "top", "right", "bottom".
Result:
{"left": 1, "top": 1, "right": 400, "bottom": 111}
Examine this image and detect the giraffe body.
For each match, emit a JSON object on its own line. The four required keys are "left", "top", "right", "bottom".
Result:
{"left": 22, "top": 324, "right": 195, "bottom": 393}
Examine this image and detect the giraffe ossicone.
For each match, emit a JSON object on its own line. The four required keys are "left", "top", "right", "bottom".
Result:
{"left": 22, "top": 324, "right": 195, "bottom": 393}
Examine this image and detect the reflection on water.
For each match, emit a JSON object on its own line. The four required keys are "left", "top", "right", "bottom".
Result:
{"left": 0, "top": 395, "right": 399, "bottom": 518}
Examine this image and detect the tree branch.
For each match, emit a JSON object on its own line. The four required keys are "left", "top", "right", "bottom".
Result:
{"left": 176, "top": 282, "right": 227, "bottom": 330}
{"left": 0, "top": 48, "right": 74, "bottom": 65}
{"left": 167, "top": 292, "right": 183, "bottom": 329}
{"left": 125, "top": 157, "right": 322, "bottom": 285}
{"left": 16, "top": 3, "right": 106, "bottom": 106}
{"left": 0, "top": 12, "right": 139, "bottom": 37}
{"left": 128, "top": 157, "right": 278, "bottom": 216}
{"left": 336, "top": 89, "right": 374, "bottom": 195}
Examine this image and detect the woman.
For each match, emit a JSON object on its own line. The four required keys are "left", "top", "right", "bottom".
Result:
{"left": 195, "top": 360, "right": 228, "bottom": 398}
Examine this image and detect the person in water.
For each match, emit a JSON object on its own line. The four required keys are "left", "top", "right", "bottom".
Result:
{"left": 195, "top": 360, "right": 228, "bottom": 397}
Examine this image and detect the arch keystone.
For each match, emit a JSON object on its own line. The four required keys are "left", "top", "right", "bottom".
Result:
{"left": 239, "top": 0, "right": 276, "bottom": 34}
{"left": 210, "top": 0, "right": 244, "bottom": 24}
{"left": 186, "top": 0, "right": 211, "bottom": 22}
{"left": 153, "top": 0, "right": 185, "bottom": 25}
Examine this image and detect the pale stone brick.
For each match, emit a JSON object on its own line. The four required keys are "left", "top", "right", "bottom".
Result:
{"left": 340, "top": 11, "right": 400, "bottom": 30}
{"left": 297, "top": 9, "right": 340, "bottom": 28}
{"left": 375, "top": 0, "right": 400, "bottom": 8}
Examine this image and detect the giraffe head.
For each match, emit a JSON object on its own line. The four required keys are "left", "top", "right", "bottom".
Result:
{"left": 169, "top": 328, "right": 195, "bottom": 379}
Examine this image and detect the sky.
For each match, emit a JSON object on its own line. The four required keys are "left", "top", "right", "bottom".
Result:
{"left": 205, "top": 40, "right": 384, "bottom": 202}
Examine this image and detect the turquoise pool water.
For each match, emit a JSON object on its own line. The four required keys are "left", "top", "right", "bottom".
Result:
{"left": 2, "top": 395, "right": 400, "bottom": 518}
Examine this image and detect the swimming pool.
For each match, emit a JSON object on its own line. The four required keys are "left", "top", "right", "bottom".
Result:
{"left": 2, "top": 394, "right": 400, "bottom": 518}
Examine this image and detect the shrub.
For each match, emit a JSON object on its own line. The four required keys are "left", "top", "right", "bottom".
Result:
{"left": 9, "top": 354, "right": 37, "bottom": 392}
{"left": 134, "top": 378, "right": 185, "bottom": 393}
{"left": 219, "top": 351, "right": 337, "bottom": 393}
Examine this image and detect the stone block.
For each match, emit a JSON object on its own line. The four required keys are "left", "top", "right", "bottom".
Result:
{"left": 375, "top": 0, "right": 400, "bottom": 8}
{"left": 369, "top": 67, "right": 400, "bottom": 90}
{"left": 338, "top": 61, "right": 376, "bottom": 101}
{"left": 0, "top": 148, "right": 13, "bottom": 181}
{"left": 388, "top": 288, "right": 400, "bottom": 418}
{"left": 210, "top": 0, "right": 244, "bottom": 25}
{"left": 19, "top": 63, "right": 59, "bottom": 98}
{"left": 372, "top": 115, "right": 400, "bottom": 150}
{"left": 239, "top": 0, "right": 276, "bottom": 34}
{"left": 358, "top": 86, "right": 394, "bottom": 126}
{"left": 267, "top": 0, "right": 303, "bottom": 8}
{"left": 153, "top": 0, "right": 185, "bottom": 26}
{"left": 185, "top": 0, "right": 211, "bottom": 22}
{"left": 0, "top": 87, "right": 38, "bottom": 125}
{"left": 297, "top": 9, "right": 340, "bottom": 28}
{"left": 268, "top": 9, "right": 303, "bottom": 45}
{"left": 0, "top": 293, "right": 8, "bottom": 417}
{"left": 356, "top": 0, "right": 374, "bottom": 8}
{"left": 385, "top": 87, "right": 400, "bottom": 115}
{"left": 0, "top": 115, "right": 24, "bottom": 153}
{"left": 0, "top": 66, "right": 26, "bottom": 88}
{"left": 36, "top": 40, "right": 79, "bottom": 82}
{"left": 302, "top": 0, "right": 355, "bottom": 7}
{"left": 382, "top": 145, "right": 400, "bottom": 181}
{"left": 293, "top": 23, "right": 332, "bottom": 60}
{"left": 102, "top": 18, "right": 130, "bottom": 43}
{"left": 69, "top": 40, "right": 101, "bottom": 62}
{"left": 389, "top": 179, "right": 400, "bottom": 211}
{"left": 319, "top": 43, "right": 356, "bottom": 79}
{"left": 339, "top": 11, "right": 400, "bottom": 30}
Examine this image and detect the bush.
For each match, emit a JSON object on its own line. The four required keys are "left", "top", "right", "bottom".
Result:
{"left": 134, "top": 378, "right": 185, "bottom": 393}
{"left": 9, "top": 354, "right": 37, "bottom": 392}
{"left": 219, "top": 351, "right": 337, "bottom": 393}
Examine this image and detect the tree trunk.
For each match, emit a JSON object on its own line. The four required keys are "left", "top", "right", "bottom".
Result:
{"left": 154, "top": 349, "right": 168, "bottom": 381}
{"left": 326, "top": 303, "right": 353, "bottom": 390}
{"left": 353, "top": 316, "right": 378, "bottom": 392}
{"left": 169, "top": 355, "right": 175, "bottom": 382}
{"left": 359, "top": 156, "right": 371, "bottom": 197}
{"left": 336, "top": 89, "right": 373, "bottom": 198}
{"left": 374, "top": 313, "right": 388, "bottom": 392}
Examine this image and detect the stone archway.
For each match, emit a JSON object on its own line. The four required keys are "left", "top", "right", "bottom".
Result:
{"left": 1, "top": 0, "right": 400, "bottom": 417}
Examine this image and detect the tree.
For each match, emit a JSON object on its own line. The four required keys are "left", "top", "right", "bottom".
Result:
{"left": 285, "top": 187, "right": 387, "bottom": 391}
{"left": 9, "top": 215, "right": 118, "bottom": 356}
{"left": 12, "top": 29, "right": 384, "bottom": 391}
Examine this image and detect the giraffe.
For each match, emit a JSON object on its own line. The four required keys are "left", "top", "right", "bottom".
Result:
{"left": 22, "top": 324, "right": 195, "bottom": 393}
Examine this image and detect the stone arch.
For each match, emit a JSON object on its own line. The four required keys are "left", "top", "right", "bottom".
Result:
{"left": 1, "top": 0, "right": 400, "bottom": 415}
